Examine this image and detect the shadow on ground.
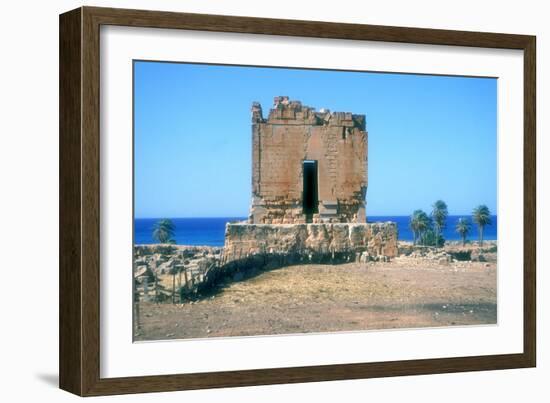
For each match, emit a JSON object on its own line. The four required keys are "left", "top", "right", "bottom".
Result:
{"left": 35, "top": 373, "right": 58, "bottom": 388}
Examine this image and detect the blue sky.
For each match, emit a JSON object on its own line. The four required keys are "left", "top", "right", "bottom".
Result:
{"left": 134, "top": 61, "right": 497, "bottom": 218}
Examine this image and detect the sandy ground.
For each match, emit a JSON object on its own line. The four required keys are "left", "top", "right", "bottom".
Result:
{"left": 134, "top": 257, "right": 496, "bottom": 341}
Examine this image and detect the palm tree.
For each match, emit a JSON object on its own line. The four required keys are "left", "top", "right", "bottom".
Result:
{"left": 418, "top": 211, "right": 432, "bottom": 246}
{"left": 152, "top": 219, "right": 176, "bottom": 244}
{"left": 410, "top": 210, "right": 421, "bottom": 245}
{"left": 431, "top": 200, "right": 448, "bottom": 248}
{"left": 410, "top": 210, "right": 431, "bottom": 245}
{"left": 455, "top": 217, "right": 471, "bottom": 246}
{"left": 472, "top": 205, "right": 492, "bottom": 246}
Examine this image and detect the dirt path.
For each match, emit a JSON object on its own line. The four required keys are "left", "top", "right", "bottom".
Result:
{"left": 135, "top": 259, "right": 496, "bottom": 341}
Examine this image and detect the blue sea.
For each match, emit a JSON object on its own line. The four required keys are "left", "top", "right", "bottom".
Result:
{"left": 134, "top": 215, "right": 497, "bottom": 247}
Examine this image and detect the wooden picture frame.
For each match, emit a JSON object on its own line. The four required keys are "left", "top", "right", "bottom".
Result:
{"left": 59, "top": 6, "right": 536, "bottom": 396}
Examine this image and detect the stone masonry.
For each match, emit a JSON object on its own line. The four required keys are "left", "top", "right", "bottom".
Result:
{"left": 250, "top": 96, "right": 368, "bottom": 224}
{"left": 223, "top": 222, "right": 398, "bottom": 264}
{"left": 222, "top": 97, "right": 397, "bottom": 265}
{"left": 133, "top": 98, "right": 397, "bottom": 301}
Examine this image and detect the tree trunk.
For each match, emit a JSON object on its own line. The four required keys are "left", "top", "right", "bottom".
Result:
{"left": 480, "top": 227, "right": 484, "bottom": 247}
{"left": 478, "top": 227, "right": 483, "bottom": 246}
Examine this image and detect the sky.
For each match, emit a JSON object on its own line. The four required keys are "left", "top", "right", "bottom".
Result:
{"left": 134, "top": 61, "right": 497, "bottom": 218}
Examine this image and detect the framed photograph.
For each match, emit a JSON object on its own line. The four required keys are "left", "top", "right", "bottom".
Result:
{"left": 59, "top": 6, "right": 536, "bottom": 396}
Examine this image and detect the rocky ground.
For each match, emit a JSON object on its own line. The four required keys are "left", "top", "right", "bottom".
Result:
{"left": 134, "top": 242, "right": 497, "bottom": 341}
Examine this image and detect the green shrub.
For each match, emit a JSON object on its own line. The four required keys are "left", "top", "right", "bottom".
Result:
{"left": 449, "top": 250, "right": 472, "bottom": 261}
{"left": 420, "top": 229, "right": 445, "bottom": 247}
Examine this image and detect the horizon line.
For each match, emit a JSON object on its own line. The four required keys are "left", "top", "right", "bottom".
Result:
{"left": 135, "top": 213, "right": 498, "bottom": 220}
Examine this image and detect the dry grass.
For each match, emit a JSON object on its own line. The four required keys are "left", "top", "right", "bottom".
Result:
{"left": 136, "top": 259, "right": 496, "bottom": 341}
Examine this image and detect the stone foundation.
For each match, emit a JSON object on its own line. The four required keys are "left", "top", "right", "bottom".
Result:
{"left": 222, "top": 222, "right": 398, "bottom": 265}
{"left": 132, "top": 223, "right": 398, "bottom": 301}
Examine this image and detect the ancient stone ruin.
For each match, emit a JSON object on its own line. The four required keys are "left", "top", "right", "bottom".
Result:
{"left": 134, "top": 97, "right": 398, "bottom": 303}
{"left": 250, "top": 96, "right": 367, "bottom": 224}
{"left": 223, "top": 97, "right": 397, "bottom": 265}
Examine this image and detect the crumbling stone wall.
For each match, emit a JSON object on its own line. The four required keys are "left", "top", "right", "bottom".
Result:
{"left": 250, "top": 96, "right": 368, "bottom": 224}
{"left": 223, "top": 222, "right": 398, "bottom": 265}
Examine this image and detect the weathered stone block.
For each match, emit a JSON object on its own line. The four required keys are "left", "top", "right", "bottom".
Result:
{"left": 223, "top": 222, "right": 398, "bottom": 267}
{"left": 250, "top": 97, "right": 368, "bottom": 224}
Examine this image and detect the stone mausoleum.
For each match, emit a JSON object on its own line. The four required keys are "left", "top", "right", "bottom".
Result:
{"left": 250, "top": 96, "right": 368, "bottom": 224}
{"left": 223, "top": 97, "right": 397, "bottom": 264}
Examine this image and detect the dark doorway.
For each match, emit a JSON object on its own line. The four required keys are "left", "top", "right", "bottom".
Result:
{"left": 303, "top": 160, "right": 318, "bottom": 222}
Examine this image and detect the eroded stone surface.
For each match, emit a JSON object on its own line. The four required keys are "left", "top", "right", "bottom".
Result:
{"left": 223, "top": 222, "right": 398, "bottom": 264}
{"left": 250, "top": 97, "right": 368, "bottom": 224}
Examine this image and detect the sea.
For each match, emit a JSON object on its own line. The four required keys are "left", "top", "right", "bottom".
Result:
{"left": 134, "top": 215, "right": 497, "bottom": 247}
